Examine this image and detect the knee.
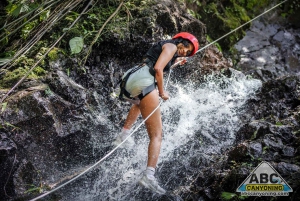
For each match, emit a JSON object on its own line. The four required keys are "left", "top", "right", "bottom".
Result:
{"left": 149, "top": 132, "right": 162, "bottom": 142}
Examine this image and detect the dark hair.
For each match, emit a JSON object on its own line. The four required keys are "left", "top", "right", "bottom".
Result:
{"left": 173, "top": 38, "right": 193, "bottom": 56}
{"left": 173, "top": 38, "right": 192, "bottom": 48}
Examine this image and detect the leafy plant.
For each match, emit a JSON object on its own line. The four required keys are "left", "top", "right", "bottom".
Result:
{"left": 0, "top": 57, "right": 13, "bottom": 66}
{"left": 69, "top": 37, "right": 84, "bottom": 54}
{"left": 221, "top": 192, "right": 236, "bottom": 200}
{"left": 1, "top": 102, "right": 7, "bottom": 113}
{"left": 45, "top": 87, "right": 53, "bottom": 96}
{"left": 39, "top": 10, "right": 50, "bottom": 21}
{"left": 25, "top": 184, "right": 43, "bottom": 194}
{"left": 6, "top": 1, "right": 38, "bottom": 17}
{"left": 221, "top": 191, "right": 248, "bottom": 200}
{"left": 262, "top": 146, "right": 269, "bottom": 154}
{"left": 2, "top": 122, "right": 20, "bottom": 130}
{"left": 21, "top": 19, "right": 38, "bottom": 39}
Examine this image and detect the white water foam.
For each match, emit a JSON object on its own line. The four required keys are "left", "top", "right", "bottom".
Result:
{"left": 61, "top": 70, "right": 262, "bottom": 201}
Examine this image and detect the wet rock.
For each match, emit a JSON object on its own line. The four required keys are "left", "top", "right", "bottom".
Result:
{"left": 235, "top": 121, "right": 271, "bottom": 144}
{"left": 227, "top": 143, "right": 248, "bottom": 162}
{"left": 263, "top": 134, "right": 283, "bottom": 151}
{"left": 0, "top": 132, "right": 17, "bottom": 152}
{"left": 204, "top": 188, "right": 213, "bottom": 199}
{"left": 235, "top": 19, "right": 300, "bottom": 82}
{"left": 13, "top": 160, "right": 40, "bottom": 197}
{"left": 0, "top": 132, "right": 17, "bottom": 199}
{"left": 249, "top": 142, "right": 262, "bottom": 157}
{"left": 282, "top": 146, "right": 295, "bottom": 157}
{"left": 249, "top": 75, "right": 300, "bottom": 121}
{"left": 2, "top": 1, "right": 300, "bottom": 201}
{"left": 275, "top": 162, "right": 300, "bottom": 175}
{"left": 272, "top": 152, "right": 281, "bottom": 161}
{"left": 95, "top": 56, "right": 100, "bottom": 63}
{"left": 269, "top": 125, "right": 296, "bottom": 143}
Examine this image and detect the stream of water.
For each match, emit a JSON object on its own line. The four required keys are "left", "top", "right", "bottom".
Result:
{"left": 56, "top": 70, "right": 262, "bottom": 201}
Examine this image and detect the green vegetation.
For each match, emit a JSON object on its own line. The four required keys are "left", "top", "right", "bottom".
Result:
{"left": 221, "top": 191, "right": 248, "bottom": 200}
{"left": 1, "top": 102, "right": 7, "bottom": 114}
{"left": 183, "top": 0, "right": 298, "bottom": 66}
{"left": 0, "top": 52, "right": 47, "bottom": 88}
{"left": 250, "top": 130, "right": 257, "bottom": 140}
{"left": 47, "top": 47, "right": 60, "bottom": 61}
{"left": 24, "top": 184, "right": 43, "bottom": 194}
{"left": 0, "top": 0, "right": 296, "bottom": 92}
{"left": 280, "top": 0, "right": 300, "bottom": 17}
{"left": 185, "top": 0, "right": 273, "bottom": 50}
{"left": 221, "top": 192, "right": 237, "bottom": 200}
{"left": 0, "top": 0, "right": 154, "bottom": 90}
{"left": 206, "top": 35, "right": 222, "bottom": 51}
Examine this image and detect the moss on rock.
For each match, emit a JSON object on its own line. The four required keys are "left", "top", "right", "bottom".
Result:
{"left": 0, "top": 66, "right": 46, "bottom": 88}
{"left": 48, "top": 48, "right": 60, "bottom": 61}
{"left": 185, "top": 0, "right": 276, "bottom": 50}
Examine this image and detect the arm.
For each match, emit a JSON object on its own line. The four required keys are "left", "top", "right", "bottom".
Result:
{"left": 154, "top": 43, "right": 177, "bottom": 100}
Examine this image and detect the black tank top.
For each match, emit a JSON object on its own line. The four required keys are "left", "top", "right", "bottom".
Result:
{"left": 144, "top": 39, "right": 178, "bottom": 72}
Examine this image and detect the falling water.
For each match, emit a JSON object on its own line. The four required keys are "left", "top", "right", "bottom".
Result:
{"left": 56, "top": 69, "right": 262, "bottom": 201}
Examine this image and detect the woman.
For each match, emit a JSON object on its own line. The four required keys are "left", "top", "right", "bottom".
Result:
{"left": 114, "top": 32, "right": 199, "bottom": 194}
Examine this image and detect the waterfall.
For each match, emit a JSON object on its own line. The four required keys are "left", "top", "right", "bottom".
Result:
{"left": 58, "top": 69, "right": 262, "bottom": 201}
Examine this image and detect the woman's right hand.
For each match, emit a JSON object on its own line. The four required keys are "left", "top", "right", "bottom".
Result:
{"left": 175, "top": 57, "right": 187, "bottom": 66}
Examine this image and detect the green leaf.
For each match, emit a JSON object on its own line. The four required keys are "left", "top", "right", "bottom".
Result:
{"left": 0, "top": 57, "right": 12, "bottom": 66}
{"left": 69, "top": 37, "right": 84, "bottom": 54}
{"left": 238, "top": 195, "right": 248, "bottom": 200}
{"left": 5, "top": 122, "right": 18, "bottom": 128}
{"left": 12, "top": 4, "right": 22, "bottom": 16}
{"left": 63, "top": 28, "right": 69, "bottom": 32}
{"left": 40, "top": 10, "right": 50, "bottom": 21}
{"left": 221, "top": 192, "right": 236, "bottom": 200}
{"left": 1, "top": 102, "right": 7, "bottom": 112}
{"left": 25, "top": 186, "right": 42, "bottom": 194}
{"left": 6, "top": 3, "right": 31, "bottom": 17}
{"left": 20, "top": 3, "right": 30, "bottom": 14}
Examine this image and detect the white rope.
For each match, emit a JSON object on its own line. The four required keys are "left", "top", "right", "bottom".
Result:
{"left": 29, "top": 1, "right": 287, "bottom": 200}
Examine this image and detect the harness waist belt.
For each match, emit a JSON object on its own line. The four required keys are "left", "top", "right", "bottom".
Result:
{"left": 118, "top": 63, "right": 156, "bottom": 101}
{"left": 137, "top": 83, "right": 156, "bottom": 100}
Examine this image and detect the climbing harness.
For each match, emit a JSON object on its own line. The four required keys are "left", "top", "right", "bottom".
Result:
{"left": 118, "top": 58, "right": 155, "bottom": 101}
{"left": 29, "top": 1, "right": 288, "bottom": 200}
{"left": 118, "top": 64, "right": 144, "bottom": 101}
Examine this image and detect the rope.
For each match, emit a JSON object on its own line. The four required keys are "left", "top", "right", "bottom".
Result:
{"left": 29, "top": 1, "right": 287, "bottom": 200}
{"left": 29, "top": 71, "right": 172, "bottom": 201}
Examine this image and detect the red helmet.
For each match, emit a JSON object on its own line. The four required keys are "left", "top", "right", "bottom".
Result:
{"left": 173, "top": 32, "right": 199, "bottom": 56}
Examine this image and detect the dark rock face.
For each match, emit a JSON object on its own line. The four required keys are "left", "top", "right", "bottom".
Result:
{"left": 94, "top": 0, "right": 206, "bottom": 66}
{"left": 0, "top": 132, "right": 17, "bottom": 199}
{"left": 0, "top": 1, "right": 210, "bottom": 200}
{"left": 0, "top": 1, "right": 299, "bottom": 201}
{"left": 235, "top": 20, "right": 300, "bottom": 82}
{"left": 202, "top": 15, "right": 300, "bottom": 200}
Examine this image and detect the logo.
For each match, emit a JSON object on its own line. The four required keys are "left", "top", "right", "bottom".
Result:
{"left": 236, "top": 161, "right": 293, "bottom": 196}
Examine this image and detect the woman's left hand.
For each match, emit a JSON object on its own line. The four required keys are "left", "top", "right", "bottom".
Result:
{"left": 159, "top": 91, "right": 169, "bottom": 101}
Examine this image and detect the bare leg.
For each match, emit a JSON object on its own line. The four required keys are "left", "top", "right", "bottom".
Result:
{"left": 137, "top": 90, "right": 166, "bottom": 194}
{"left": 139, "top": 90, "right": 162, "bottom": 168}
{"left": 123, "top": 104, "right": 141, "bottom": 130}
